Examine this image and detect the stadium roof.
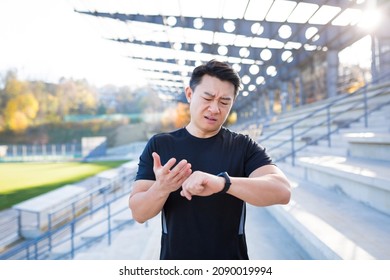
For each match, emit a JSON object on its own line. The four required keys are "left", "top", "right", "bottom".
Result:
{"left": 72, "top": 0, "right": 379, "bottom": 106}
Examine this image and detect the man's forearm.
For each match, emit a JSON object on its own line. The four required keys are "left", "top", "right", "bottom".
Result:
{"left": 129, "top": 184, "right": 169, "bottom": 223}
{"left": 227, "top": 174, "right": 291, "bottom": 206}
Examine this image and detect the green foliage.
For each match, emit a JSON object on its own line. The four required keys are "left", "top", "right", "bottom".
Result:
{"left": 0, "top": 120, "right": 123, "bottom": 146}
{"left": 0, "top": 70, "right": 155, "bottom": 136}
{"left": 0, "top": 70, "right": 174, "bottom": 144}
{"left": 0, "top": 73, "right": 99, "bottom": 133}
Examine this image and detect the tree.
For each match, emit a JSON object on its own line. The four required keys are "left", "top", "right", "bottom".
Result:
{"left": 4, "top": 93, "right": 39, "bottom": 132}
{"left": 160, "top": 102, "right": 190, "bottom": 130}
{"left": 174, "top": 102, "right": 190, "bottom": 128}
{"left": 0, "top": 73, "right": 39, "bottom": 132}
{"left": 30, "top": 81, "right": 61, "bottom": 123}
{"left": 55, "top": 78, "right": 98, "bottom": 116}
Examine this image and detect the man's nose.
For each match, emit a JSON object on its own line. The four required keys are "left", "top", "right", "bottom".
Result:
{"left": 208, "top": 102, "right": 220, "bottom": 113}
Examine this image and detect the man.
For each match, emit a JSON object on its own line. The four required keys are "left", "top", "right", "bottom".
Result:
{"left": 129, "top": 60, "right": 291, "bottom": 260}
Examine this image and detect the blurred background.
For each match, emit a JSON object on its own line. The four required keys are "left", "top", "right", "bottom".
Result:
{"left": 0, "top": 0, "right": 389, "bottom": 260}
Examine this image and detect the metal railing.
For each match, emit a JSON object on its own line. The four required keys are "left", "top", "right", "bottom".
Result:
{"left": 0, "top": 141, "right": 146, "bottom": 259}
{"left": 0, "top": 189, "right": 134, "bottom": 260}
{"left": 0, "top": 164, "right": 139, "bottom": 260}
{"left": 0, "top": 210, "right": 19, "bottom": 249}
{"left": 0, "top": 178, "right": 136, "bottom": 260}
{"left": 0, "top": 143, "right": 82, "bottom": 162}
{"left": 260, "top": 72, "right": 390, "bottom": 166}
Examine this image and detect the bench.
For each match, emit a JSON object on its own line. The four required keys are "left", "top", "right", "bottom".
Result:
{"left": 12, "top": 184, "right": 86, "bottom": 238}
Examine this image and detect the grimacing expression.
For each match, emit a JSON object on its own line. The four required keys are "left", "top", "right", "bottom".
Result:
{"left": 186, "top": 75, "right": 235, "bottom": 135}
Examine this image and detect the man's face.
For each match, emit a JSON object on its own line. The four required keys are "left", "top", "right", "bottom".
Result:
{"left": 185, "top": 74, "right": 235, "bottom": 137}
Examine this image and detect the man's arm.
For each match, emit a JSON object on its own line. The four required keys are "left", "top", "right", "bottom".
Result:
{"left": 128, "top": 179, "right": 168, "bottom": 223}
{"left": 129, "top": 152, "right": 192, "bottom": 223}
{"left": 227, "top": 165, "right": 291, "bottom": 206}
{"left": 180, "top": 165, "right": 291, "bottom": 206}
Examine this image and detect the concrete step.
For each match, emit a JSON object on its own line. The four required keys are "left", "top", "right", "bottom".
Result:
{"left": 268, "top": 173, "right": 390, "bottom": 259}
{"left": 262, "top": 125, "right": 340, "bottom": 140}
{"left": 273, "top": 95, "right": 390, "bottom": 129}
{"left": 261, "top": 89, "right": 390, "bottom": 143}
{"left": 338, "top": 126, "right": 389, "bottom": 135}
{"left": 295, "top": 156, "right": 390, "bottom": 216}
{"left": 265, "top": 137, "right": 350, "bottom": 162}
{"left": 73, "top": 216, "right": 160, "bottom": 260}
{"left": 317, "top": 132, "right": 390, "bottom": 161}
{"left": 304, "top": 145, "right": 348, "bottom": 157}
{"left": 343, "top": 133, "right": 390, "bottom": 161}
{"left": 317, "top": 135, "right": 349, "bottom": 148}
{"left": 371, "top": 107, "right": 390, "bottom": 118}
{"left": 266, "top": 144, "right": 348, "bottom": 164}
{"left": 318, "top": 129, "right": 388, "bottom": 147}
{"left": 350, "top": 118, "right": 390, "bottom": 129}
{"left": 263, "top": 138, "right": 308, "bottom": 149}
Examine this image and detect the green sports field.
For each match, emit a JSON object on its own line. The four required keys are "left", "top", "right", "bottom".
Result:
{"left": 0, "top": 161, "right": 128, "bottom": 210}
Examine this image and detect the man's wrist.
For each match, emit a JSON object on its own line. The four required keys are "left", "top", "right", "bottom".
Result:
{"left": 217, "top": 172, "right": 231, "bottom": 193}
{"left": 151, "top": 181, "right": 171, "bottom": 199}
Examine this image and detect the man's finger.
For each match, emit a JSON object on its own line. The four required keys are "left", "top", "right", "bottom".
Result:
{"left": 163, "top": 157, "right": 177, "bottom": 173}
{"left": 153, "top": 152, "right": 177, "bottom": 174}
{"left": 180, "top": 188, "right": 192, "bottom": 200}
{"left": 152, "top": 152, "right": 162, "bottom": 169}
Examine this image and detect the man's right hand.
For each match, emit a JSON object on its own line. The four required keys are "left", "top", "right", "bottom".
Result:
{"left": 152, "top": 152, "right": 192, "bottom": 195}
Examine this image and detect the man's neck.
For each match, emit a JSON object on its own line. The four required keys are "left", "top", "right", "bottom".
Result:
{"left": 185, "top": 123, "right": 221, "bottom": 138}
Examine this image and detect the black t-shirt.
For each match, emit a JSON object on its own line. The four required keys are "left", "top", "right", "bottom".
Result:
{"left": 135, "top": 127, "right": 272, "bottom": 259}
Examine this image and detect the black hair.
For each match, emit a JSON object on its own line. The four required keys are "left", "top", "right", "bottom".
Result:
{"left": 189, "top": 60, "right": 241, "bottom": 97}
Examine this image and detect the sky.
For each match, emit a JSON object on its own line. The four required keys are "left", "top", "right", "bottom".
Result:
{"left": 0, "top": 0, "right": 145, "bottom": 87}
{"left": 0, "top": 0, "right": 375, "bottom": 89}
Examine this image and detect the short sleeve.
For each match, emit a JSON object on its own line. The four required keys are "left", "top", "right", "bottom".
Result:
{"left": 135, "top": 137, "right": 156, "bottom": 181}
{"left": 244, "top": 136, "right": 273, "bottom": 176}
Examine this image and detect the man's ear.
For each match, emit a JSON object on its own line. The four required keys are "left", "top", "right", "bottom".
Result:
{"left": 184, "top": 86, "right": 192, "bottom": 103}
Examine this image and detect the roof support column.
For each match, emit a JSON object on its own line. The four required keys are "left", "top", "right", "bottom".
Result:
{"left": 290, "top": 80, "right": 296, "bottom": 109}
{"left": 280, "top": 82, "right": 288, "bottom": 113}
{"left": 297, "top": 75, "right": 304, "bottom": 106}
{"left": 326, "top": 49, "right": 339, "bottom": 98}
{"left": 372, "top": 14, "right": 390, "bottom": 82}
{"left": 268, "top": 89, "right": 275, "bottom": 117}
{"left": 378, "top": 36, "right": 390, "bottom": 78}
{"left": 258, "top": 91, "right": 267, "bottom": 119}
{"left": 371, "top": 35, "right": 380, "bottom": 83}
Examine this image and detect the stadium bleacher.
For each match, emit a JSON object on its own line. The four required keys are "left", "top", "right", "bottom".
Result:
{"left": 1, "top": 82, "right": 389, "bottom": 260}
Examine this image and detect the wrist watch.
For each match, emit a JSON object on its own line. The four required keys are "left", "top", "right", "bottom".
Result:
{"left": 217, "top": 172, "right": 231, "bottom": 193}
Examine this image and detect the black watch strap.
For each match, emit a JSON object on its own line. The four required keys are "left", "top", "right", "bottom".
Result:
{"left": 217, "top": 172, "right": 231, "bottom": 193}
